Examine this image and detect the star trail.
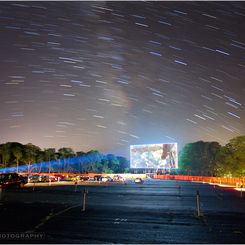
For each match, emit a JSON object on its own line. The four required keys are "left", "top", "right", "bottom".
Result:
{"left": 0, "top": 1, "right": 244, "bottom": 157}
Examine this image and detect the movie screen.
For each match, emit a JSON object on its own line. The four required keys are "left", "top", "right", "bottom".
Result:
{"left": 130, "top": 143, "right": 178, "bottom": 169}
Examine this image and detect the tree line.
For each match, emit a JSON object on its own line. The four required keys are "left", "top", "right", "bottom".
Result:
{"left": 1, "top": 135, "right": 244, "bottom": 177}
{"left": 0, "top": 142, "right": 130, "bottom": 174}
{"left": 178, "top": 135, "right": 245, "bottom": 177}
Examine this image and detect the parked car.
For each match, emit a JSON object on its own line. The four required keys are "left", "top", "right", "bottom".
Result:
{"left": 0, "top": 173, "right": 28, "bottom": 189}
{"left": 134, "top": 178, "right": 144, "bottom": 184}
{"left": 53, "top": 174, "right": 66, "bottom": 181}
{"left": 94, "top": 175, "right": 102, "bottom": 181}
{"left": 40, "top": 175, "right": 49, "bottom": 182}
{"left": 48, "top": 175, "right": 57, "bottom": 182}
{"left": 65, "top": 175, "right": 76, "bottom": 181}
{"left": 101, "top": 176, "right": 113, "bottom": 182}
{"left": 80, "top": 176, "right": 89, "bottom": 181}
{"left": 28, "top": 174, "right": 41, "bottom": 183}
{"left": 113, "top": 175, "right": 125, "bottom": 182}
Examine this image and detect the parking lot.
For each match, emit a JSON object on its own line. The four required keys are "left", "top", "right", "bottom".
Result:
{"left": 0, "top": 179, "right": 245, "bottom": 243}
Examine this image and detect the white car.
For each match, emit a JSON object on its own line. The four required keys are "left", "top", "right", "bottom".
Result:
{"left": 101, "top": 176, "right": 113, "bottom": 182}
{"left": 134, "top": 178, "right": 143, "bottom": 184}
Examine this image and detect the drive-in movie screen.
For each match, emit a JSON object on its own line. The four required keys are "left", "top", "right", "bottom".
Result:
{"left": 130, "top": 143, "right": 178, "bottom": 169}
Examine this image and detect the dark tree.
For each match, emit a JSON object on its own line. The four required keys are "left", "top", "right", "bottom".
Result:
{"left": 179, "top": 141, "right": 221, "bottom": 176}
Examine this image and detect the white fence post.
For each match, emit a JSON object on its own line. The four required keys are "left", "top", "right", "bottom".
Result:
{"left": 82, "top": 188, "right": 88, "bottom": 211}
{"left": 196, "top": 190, "right": 201, "bottom": 217}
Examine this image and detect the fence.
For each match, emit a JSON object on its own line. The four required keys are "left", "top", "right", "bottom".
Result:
{"left": 153, "top": 174, "right": 245, "bottom": 187}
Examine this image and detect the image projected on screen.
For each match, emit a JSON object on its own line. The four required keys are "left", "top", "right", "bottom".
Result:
{"left": 130, "top": 143, "right": 178, "bottom": 169}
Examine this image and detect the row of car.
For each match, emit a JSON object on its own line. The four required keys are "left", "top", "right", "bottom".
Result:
{"left": 0, "top": 172, "right": 83, "bottom": 188}
{"left": 27, "top": 174, "right": 125, "bottom": 183}
{"left": 25, "top": 174, "right": 124, "bottom": 183}
{"left": 28, "top": 174, "right": 60, "bottom": 183}
{"left": 81, "top": 175, "right": 144, "bottom": 184}
{"left": 0, "top": 172, "right": 144, "bottom": 189}
{"left": 0, "top": 173, "right": 67, "bottom": 187}
{"left": 84, "top": 175, "right": 114, "bottom": 182}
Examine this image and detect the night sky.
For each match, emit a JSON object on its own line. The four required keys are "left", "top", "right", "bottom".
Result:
{"left": 0, "top": 1, "right": 244, "bottom": 157}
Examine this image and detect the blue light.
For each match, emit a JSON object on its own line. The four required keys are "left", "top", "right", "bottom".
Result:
{"left": 0, "top": 152, "right": 108, "bottom": 173}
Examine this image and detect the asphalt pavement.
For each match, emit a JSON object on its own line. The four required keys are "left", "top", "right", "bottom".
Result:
{"left": 0, "top": 179, "right": 245, "bottom": 244}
